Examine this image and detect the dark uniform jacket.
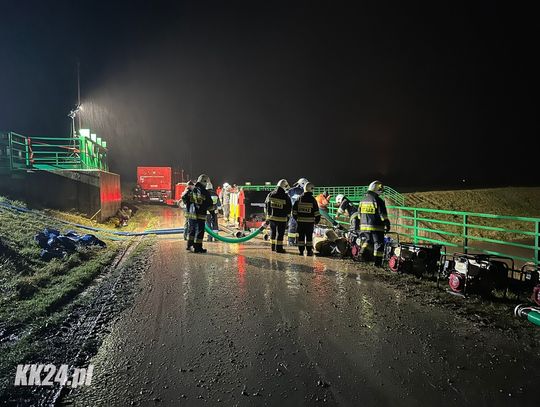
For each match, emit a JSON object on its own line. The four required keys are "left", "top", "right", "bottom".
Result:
{"left": 349, "top": 212, "right": 360, "bottom": 232}
{"left": 265, "top": 187, "right": 292, "bottom": 222}
{"left": 339, "top": 197, "right": 357, "bottom": 217}
{"left": 185, "top": 182, "right": 212, "bottom": 220}
{"left": 359, "top": 191, "right": 390, "bottom": 232}
{"left": 207, "top": 189, "right": 221, "bottom": 213}
{"left": 292, "top": 192, "right": 321, "bottom": 224}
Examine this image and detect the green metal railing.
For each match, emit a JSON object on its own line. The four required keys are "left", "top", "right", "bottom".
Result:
{"left": 0, "top": 130, "right": 108, "bottom": 172}
{"left": 240, "top": 184, "right": 405, "bottom": 205}
{"left": 327, "top": 201, "right": 540, "bottom": 266}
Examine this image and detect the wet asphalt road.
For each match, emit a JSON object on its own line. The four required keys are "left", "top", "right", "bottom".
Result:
{"left": 73, "top": 207, "right": 539, "bottom": 406}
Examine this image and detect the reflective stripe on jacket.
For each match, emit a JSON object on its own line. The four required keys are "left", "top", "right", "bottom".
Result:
{"left": 292, "top": 192, "right": 321, "bottom": 224}
{"left": 359, "top": 191, "right": 389, "bottom": 232}
{"left": 187, "top": 182, "right": 212, "bottom": 220}
{"left": 265, "top": 187, "right": 292, "bottom": 222}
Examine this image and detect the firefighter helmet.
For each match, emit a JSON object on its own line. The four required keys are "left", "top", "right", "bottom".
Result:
{"left": 335, "top": 194, "right": 344, "bottom": 204}
{"left": 223, "top": 182, "right": 230, "bottom": 189}
{"left": 296, "top": 178, "right": 309, "bottom": 188}
{"left": 304, "top": 182, "right": 314, "bottom": 193}
{"left": 277, "top": 179, "right": 290, "bottom": 190}
{"left": 368, "top": 180, "right": 384, "bottom": 195}
{"left": 197, "top": 174, "right": 210, "bottom": 185}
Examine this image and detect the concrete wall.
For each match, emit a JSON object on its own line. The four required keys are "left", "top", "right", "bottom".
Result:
{"left": 0, "top": 170, "right": 121, "bottom": 222}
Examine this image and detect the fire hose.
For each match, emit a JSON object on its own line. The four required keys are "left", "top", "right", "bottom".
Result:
{"left": 319, "top": 208, "right": 339, "bottom": 227}
{"left": 514, "top": 304, "right": 540, "bottom": 327}
{"left": 204, "top": 224, "right": 265, "bottom": 243}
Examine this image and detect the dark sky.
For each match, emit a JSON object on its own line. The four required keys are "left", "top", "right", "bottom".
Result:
{"left": 1, "top": 1, "right": 538, "bottom": 189}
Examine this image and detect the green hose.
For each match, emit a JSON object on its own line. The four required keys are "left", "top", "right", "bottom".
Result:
{"left": 527, "top": 310, "right": 540, "bottom": 326}
{"left": 320, "top": 208, "right": 339, "bottom": 226}
{"left": 204, "top": 224, "right": 265, "bottom": 243}
{"left": 514, "top": 304, "right": 540, "bottom": 327}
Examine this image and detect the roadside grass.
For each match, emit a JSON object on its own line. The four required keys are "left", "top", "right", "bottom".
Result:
{"left": 0, "top": 196, "right": 131, "bottom": 395}
{"left": 0, "top": 197, "right": 120, "bottom": 334}
{"left": 48, "top": 203, "right": 160, "bottom": 233}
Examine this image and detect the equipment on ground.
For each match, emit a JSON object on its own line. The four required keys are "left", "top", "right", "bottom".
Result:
{"left": 440, "top": 253, "right": 513, "bottom": 296}
{"left": 387, "top": 242, "right": 443, "bottom": 276}
{"left": 511, "top": 263, "right": 540, "bottom": 306}
{"left": 514, "top": 304, "right": 540, "bottom": 327}
{"left": 347, "top": 231, "right": 366, "bottom": 261}
{"left": 226, "top": 188, "right": 269, "bottom": 230}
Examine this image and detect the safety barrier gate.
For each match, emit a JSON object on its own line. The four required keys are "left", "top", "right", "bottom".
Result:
{"left": 0, "top": 129, "right": 108, "bottom": 172}
{"left": 326, "top": 201, "right": 540, "bottom": 266}
{"left": 241, "top": 184, "right": 405, "bottom": 206}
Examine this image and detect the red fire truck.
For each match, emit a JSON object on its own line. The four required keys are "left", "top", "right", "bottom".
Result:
{"left": 134, "top": 167, "right": 188, "bottom": 205}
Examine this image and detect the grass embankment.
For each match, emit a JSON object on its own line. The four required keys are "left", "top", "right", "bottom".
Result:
{"left": 399, "top": 187, "right": 540, "bottom": 245}
{"left": 0, "top": 197, "right": 121, "bottom": 378}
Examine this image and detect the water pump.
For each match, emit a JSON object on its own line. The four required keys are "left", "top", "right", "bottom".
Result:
{"left": 440, "top": 253, "right": 513, "bottom": 296}
{"left": 387, "top": 242, "right": 443, "bottom": 276}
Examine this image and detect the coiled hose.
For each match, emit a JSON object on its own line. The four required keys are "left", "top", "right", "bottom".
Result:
{"left": 204, "top": 224, "right": 265, "bottom": 243}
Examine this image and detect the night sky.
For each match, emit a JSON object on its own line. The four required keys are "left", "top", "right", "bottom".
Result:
{"left": 1, "top": 1, "right": 537, "bottom": 189}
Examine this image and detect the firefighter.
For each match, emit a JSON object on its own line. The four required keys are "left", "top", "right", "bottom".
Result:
{"left": 205, "top": 182, "right": 221, "bottom": 242}
{"left": 335, "top": 194, "right": 357, "bottom": 217}
{"left": 265, "top": 179, "right": 292, "bottom": 253}
{"left": 287, "top": 177, "right": 309, "bottom": 246}
{"left": 185, "top": 174, "right": 212, "bottom": 253}
{"left": 359, "top": 180, "right": 391, "bottom": 267}
{"left": 292, "top": 182, "right": 321, "bottom": 256}
{"left": 349, "top": 211, "right": 360, "bottom": 232}
{"left": 221, "top": 182, "right": 231, "bottom": 225}
{"left": 181, "top": 180, "right": 195, "bottom": 241}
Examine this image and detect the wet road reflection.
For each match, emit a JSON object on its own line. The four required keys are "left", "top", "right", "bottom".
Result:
{"left": 74, "top": 237, "right": 540, "bottom": 407}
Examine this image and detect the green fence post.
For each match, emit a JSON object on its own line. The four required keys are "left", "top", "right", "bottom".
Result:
{"left": 9, "top": 133, "right": 14, "bottom": 171}
{"left": 413, "top": 209, "right": 418, "bottom": 244}
{"left": 463, "top": 214, "right": 468, "bottom": 254}
{"left": 24, "top": 136, "right": 30, "bottom": 168}
{"left": 535, "top": 220, "right": 539, "bottom": 266}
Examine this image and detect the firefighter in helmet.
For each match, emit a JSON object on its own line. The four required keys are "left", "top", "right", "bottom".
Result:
{"left": 292, "top": 182, "right": 321, "bottom": 256}
{"left": 185, "top": 174, "right": 212, "bottom": 253}
{"left": 359, "top": 180, "right": 390, "bottom": 267}
{"left": 181, "top": 180, "right": 195, "bottom": 241}
{"left": 335, "top": 194, "right": 357, "bottom": 218}
{"left": 205, "top": 182, "right": 221, "bottom": 242}
{"left": 265, "top": 179, "right": 292, "bottom": 253}
{"left": 287, "top": 177, "right": 309, "bottom": 246}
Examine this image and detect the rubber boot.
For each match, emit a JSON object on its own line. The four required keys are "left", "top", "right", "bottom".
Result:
{"left": 306, "top": 248, "right": 313, "bottom": 257}
{"left": 298, "top": 247, "right": 304, "bottom": 256}
{"left": 186, "top": 241, "right": 193, "bottom": 251}
{"left": 194, "top": 243, "right": 207, "bottom": 253}
{"left": 276, "top": 245, "right": 286, "bottom": 254}
{"left": 271, "top": 244, "right": 276, "bottom": 251}
{"left": 374, "top": 257, "right": 383, "bottom": 267}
